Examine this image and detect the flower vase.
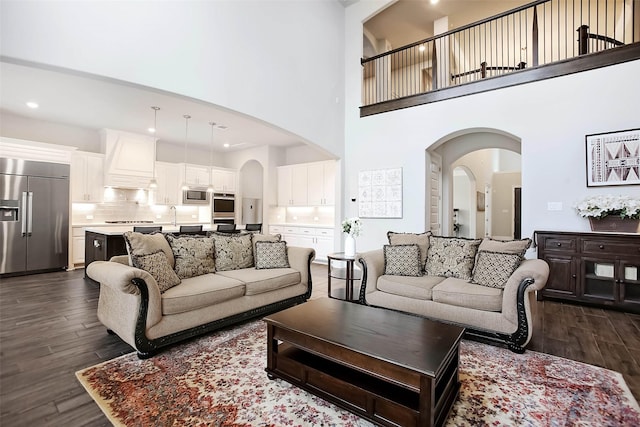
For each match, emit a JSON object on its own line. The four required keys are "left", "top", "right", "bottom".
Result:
{"left": 588, "top": 217, "right": 640, "bottom": 233}
{"left": 344, "top": 234, "right": 356, "bottom": 258}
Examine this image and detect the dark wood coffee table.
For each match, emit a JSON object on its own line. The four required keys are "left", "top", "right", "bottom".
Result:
{"left": 263, "top": 298, "right": 465, "bottom": 427}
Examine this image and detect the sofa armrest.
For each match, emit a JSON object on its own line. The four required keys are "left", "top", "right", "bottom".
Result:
{"left": 86, "top": 261, "right": 163, "bottom": 328}
{"left": 501, "top": 258, "right": 550, "bottom": 320}
{"left": 357, "top": 249, "right": 385, "bottom": 302}
{"left": 287, "top": 246, "right": 316, "bottom": 290}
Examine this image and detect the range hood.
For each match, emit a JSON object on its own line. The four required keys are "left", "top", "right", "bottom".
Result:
{"left": 101, "top": 129, "right": 156, "bottom": 189}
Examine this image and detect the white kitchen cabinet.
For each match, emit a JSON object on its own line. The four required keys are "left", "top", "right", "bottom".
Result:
{"left": 154, "top": 162, "right": 181, "bottom": 205}
{"left": 101, "top": 129, "right": 156, "bottom": 188}
{"left": 212, "top": 168, "right": 237, "bottom": 192}
{"left": 181, "top": 164, "right": 210, "bottom": 187}
{"left": 71, "top": 151, "right": 104, "bottom": 202}
{"left": 277, "top": 165, "right": 308, "bottom": 206}
{"left": 307, "top": 161, "right": 335, "bottom": 206}
{"left": 72, "top": 227, "right": 85, "bottom": 265}
{"left": 269, "top": 225, "right": 334, "bottom": 262}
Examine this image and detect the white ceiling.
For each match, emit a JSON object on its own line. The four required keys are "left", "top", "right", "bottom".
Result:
{"left": 1, "top": 1, "right": 528, "bottom": 152}
{"left": 0, "top": 60, "right": 305, "bottom": 152}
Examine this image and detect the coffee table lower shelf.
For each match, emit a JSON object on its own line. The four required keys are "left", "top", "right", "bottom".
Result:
{"left": 266, "top": 343, "right": 459, "bottom": 427}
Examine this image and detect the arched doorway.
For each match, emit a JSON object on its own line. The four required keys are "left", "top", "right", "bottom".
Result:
{"left": 239, "top": 160, "right": 264, "bottom": 225}
{"left": 426, "top": 128, "right": 521, "bottom": 237}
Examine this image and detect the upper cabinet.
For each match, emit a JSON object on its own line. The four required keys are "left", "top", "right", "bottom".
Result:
{"left": 212, "top": 168, "right": 237, "bottom": 193}
{"left": 71, "top": 151, "right": 104, "bottom": 202}
{"left": 277, "top": 161, "right": 335, "bottom": 207}
{"left": 307, "top": 161, "right": 335, "bottom": 206}
{"left": 101, "top": 129, "right": 156, "bottom": 188}
{"left": 180, "top": 164, "right": 210, "bottom": 187}
{"left": 154, "top": 162, "right": 180, "bottom": 205}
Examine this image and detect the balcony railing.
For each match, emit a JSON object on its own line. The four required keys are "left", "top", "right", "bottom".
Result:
{"left": 361, "top": 0, "right": 639, "bottom": 115}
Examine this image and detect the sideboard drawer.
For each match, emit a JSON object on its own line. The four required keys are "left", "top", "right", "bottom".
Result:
{"left": 582, "top": 240, "right": 632, "bottom": 255}
{"left": 542, "top": 237, "right": 577, "bottom": 252}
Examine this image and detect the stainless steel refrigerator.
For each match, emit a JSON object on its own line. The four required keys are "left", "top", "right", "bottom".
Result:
{"left": 1, "top": 158, "right": 69, "bottom": 276}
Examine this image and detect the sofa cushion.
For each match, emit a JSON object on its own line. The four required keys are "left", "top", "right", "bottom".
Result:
{"left": 383, "top": 244, "right": 422, "bottom": 276}
{"left": 251, "top": 233, "right": 281, "bottom": 256}
{"left": 432, "top": 278, "right": 503, "bottom": 312}
{"left": 479, "top": 237, "right": 532, "bottom": 256}
{"left": 471, "top": 250, "right": 523, "bottom": 289}
{"left": 124, "top": 231, "right": 174, "bottom": 268}
{"left": 255, "top": 241, "right": 290, "bottom": 269}
{"left": 161, "top": 274, "right": 245, "bottom": 315}
{"left": 131, "top": 250, "right": 181, "bottom": 293}
{"left": 377, "top": 274, "right": 444, "bottom": 300}
{"left": 166, "top": 234, "right": 215, "bottom": 279}
{"left": 387, "top": 231, "right": 431, "bottom": 266}
{"left": 210, "top": 233, "right": 254, "bottom": 271}
{"left": 425, "top": 236, "right": 481, "bottom": 280}
{"left": 216, "top": 268, "right": 301, "bottom": 296}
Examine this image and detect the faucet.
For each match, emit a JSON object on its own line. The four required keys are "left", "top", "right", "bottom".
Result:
{"left": 170, "top": 206, "right": 177, "bottom": 226}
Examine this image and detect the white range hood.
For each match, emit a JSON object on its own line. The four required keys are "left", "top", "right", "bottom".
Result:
{"left": 101, "top": 129, "right": 156, "bottom": 189}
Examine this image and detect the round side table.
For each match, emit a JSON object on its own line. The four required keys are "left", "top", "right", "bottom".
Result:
{"left": 326, "top": 252, "right": 361, "bottom": 302}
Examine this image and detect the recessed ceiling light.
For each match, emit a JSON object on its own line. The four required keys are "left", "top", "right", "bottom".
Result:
{"left": 419, "top": 44, "right": 426, "bottom": 52}
{"left": 223, "top": 143, "right": 230, "bottom": 148}
{"left": 26, "top": 101, "right": 39, "bottom": 109}
{"left": 430, "top": 0, "right": 439, "bottom": 4}
{"left": 148, "top": 127, "right": 156, "bottom": 133}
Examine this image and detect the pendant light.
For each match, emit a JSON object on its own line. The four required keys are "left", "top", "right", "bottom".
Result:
{"left": 181, "top": 114, "right": 191, "bottom": 191}
{"left": 207, "top": 122, "right": 215, "bottom": 193}
{"left": 148, "top": 106, "right": 160, "bottom": 189}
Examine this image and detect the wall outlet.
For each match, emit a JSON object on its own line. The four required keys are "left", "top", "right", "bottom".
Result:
{"left": 86, "top": 215, "right": 94, "bottom": 220}
{"left": 156, "top": 214, "right": 162, "bottom": 219}
{"left": 191, "top": 214, "right": 197, "bottom": 218}
{"left": 547, "top": 202, "right": 563, "bottom": 211}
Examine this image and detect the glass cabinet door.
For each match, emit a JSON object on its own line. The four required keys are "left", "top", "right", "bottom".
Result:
{"left": 582, "top": 259, "right": 617, "bottom": 301}
{"left": 619, "top": 261, "right": 640, "bottom": 305}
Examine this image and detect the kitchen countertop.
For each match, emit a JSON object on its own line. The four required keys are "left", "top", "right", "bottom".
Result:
{"left": 84, "top": 224, "right": 215, "bottom": 236}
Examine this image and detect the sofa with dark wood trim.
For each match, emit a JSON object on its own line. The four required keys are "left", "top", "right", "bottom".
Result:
{"left": 87, "top": 231, "right": 314, "bottom": 358}
{"left": 357, "top": 233, "right": 549, "bottom": 353}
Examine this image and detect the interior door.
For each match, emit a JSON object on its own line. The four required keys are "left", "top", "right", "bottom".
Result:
{"left": 428, "top": 153, "right": 442, "bottom": 234}
{"left": 27, "top": 176, "right": 69, "bottom": 271}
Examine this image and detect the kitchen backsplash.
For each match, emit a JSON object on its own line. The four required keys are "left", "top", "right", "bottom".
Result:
{"left": 269, "top": 206, "right": 335, "bottom": 226}
{"left": 72, "top": 189, "right": 210, "bottom": 224}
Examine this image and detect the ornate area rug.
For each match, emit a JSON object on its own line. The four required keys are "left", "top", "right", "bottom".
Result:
{"left": 77, "top": 321, "right": 640, "bottom": 427}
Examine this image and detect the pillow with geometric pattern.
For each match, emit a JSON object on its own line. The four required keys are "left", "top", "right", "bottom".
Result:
{"left": 130, "top": 250, "right": 181, "bottom": 293}
{"left": 425, "top": 236, "right": 482, "bottom": 280}
{"left": 470, "top": 250, "right": 523, "bottom": 289}
{"left": 254, "top": 241, "right": 290, "bottom": 269}
{"left": 383, "top": 244, "right": 423, "bottom": 277}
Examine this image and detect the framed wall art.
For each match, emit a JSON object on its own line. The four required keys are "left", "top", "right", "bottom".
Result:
{"left": 586, "top": 128, "right": 640, "bottom": 187}
{"left": 358, "top": 167, "right": 402, "bottom": 218}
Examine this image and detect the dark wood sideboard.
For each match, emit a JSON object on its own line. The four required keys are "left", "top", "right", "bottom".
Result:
{"left": 535, "top": 230, "right": 640, "bottom": 313}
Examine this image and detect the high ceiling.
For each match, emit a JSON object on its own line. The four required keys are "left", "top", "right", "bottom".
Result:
{"left": 1, "top": 1, "right": 530, "bottom": 152}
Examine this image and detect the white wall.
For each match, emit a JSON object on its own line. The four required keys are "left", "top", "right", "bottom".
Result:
{"left": 1, "top": 0, "right": 346, "bottom": 157}
{"left": 345, "top": 0, "right": 640, "bottom": 253}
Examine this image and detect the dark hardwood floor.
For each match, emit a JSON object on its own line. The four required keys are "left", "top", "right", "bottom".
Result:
{"left": 1, "top": 265, "right": 639, "bottom": 426}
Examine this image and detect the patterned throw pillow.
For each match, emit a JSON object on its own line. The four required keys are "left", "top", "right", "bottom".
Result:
{"left": 254, "top": 241, "right": 290, "bottom": 269}
{"left": 387, "top": 231, "right": 431, "bottom": 267}
{"left": 425, "top": 236, "right": 482, "bottom": 280}
{"left": 478, "top": 237, "right": 532, "bottom": 256}
{"left": 383, "top": 244, "right": 423, "bottom": 277}
{"left": 210, "top": 232, "right": 254, "bottom": 271}
{"left": 251, "top": 233, "right": 282, "bottom": 256}
{"left": 131, "top": 250, "right": 181, "bottom": 293}
{"left": 166, "top": 235, "right": 215, "bottom": 279}
{"left": 471, "top": 250, "right": 523, "bottom": 289}
{"left": 124, "top": 231, "right": 174, "bottom": 268}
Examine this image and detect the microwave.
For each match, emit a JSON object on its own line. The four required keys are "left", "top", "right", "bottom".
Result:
{"left": 182, "top": 188, "right": 210, "bottom": 205}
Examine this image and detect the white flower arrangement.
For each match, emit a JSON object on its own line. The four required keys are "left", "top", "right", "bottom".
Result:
{"left": 341, "top": 217, "right": 362, "bottom": 237}
{"left": 575, "top": 195, "right": 640, "bottom": 220}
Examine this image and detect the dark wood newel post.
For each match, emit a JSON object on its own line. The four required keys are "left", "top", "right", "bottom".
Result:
{"left": 432, "top": 41, "right": 438, "bottom": 90}
{"left": 480, "top": 62, "right": 487, "bottom": 78}
{"left": 578, "top": 25, "right": 590, "bottom": 55}
{"left": 532, "top": 7, "right": 539, "bottom": 66}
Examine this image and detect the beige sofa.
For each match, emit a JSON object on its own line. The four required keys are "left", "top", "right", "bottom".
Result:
{"left": 357, "top": 234, "right": 549, "bottom": 353}
{"left": 87, "top": 232, "right": 315, "bottom": 358}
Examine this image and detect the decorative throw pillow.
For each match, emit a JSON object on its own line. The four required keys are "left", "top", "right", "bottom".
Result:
{"left": 254, "top": 241, "right": 290, "bottom": 269}
{"left": 478, "top": 237, "right": 532, "bottom": 256}
{"left": 383, "top": 244, "right": 423, "bottom": 277}
{"left": 251, "top": 233, "right": 282, "bottom": 256}
{"left": 166, "top": 235, "right": 215, "bottom": 279}
{"left": 387, "top": 231, "right": 431, "bottom": 267}
{"left": 471, "top": 250, "right": 523, "bottom": 289}
{"left": 131, "top": 250, "right": 181, "bottom": 293}
{"left": 123, "top": 231, "right": 174, "bottom": 268}
{"left": 425, "top": 236, "right": 482, "bottom": 280}
{"left": 210, "top": 232, "right": 254, "bottom": 271}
